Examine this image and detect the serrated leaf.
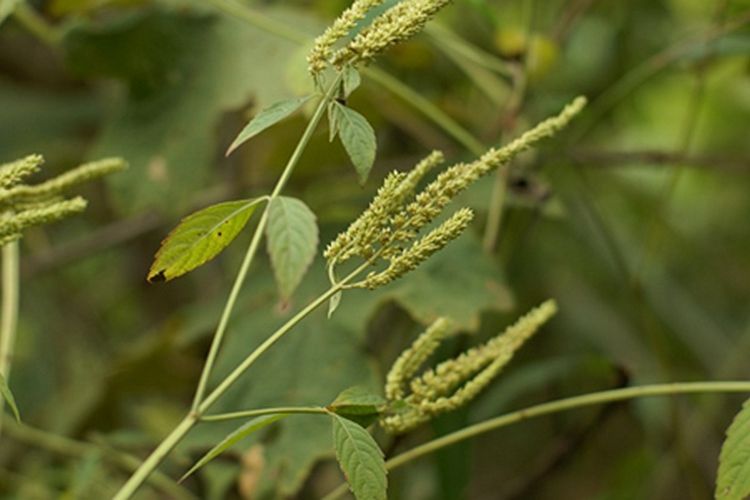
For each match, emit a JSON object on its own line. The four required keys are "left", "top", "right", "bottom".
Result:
{"left": 329, "top": 386, "right": 385, "bottom": 428}
{"left": 342, "top": 66, "right": 361, "bottom": 98}
{"left": 266, "top": 196, "right": 318, "bottom": 299}
{"left": 329, "top": 386, "right": 386, "bottom": 414}
{"left": 717, "top": 398, "right": 750, "bottom": 500}
{"left": 148, "top": 198, "right": 264, "bottom": 283}
{"left": 331, "top": 414, "right": 387, "bottom": 500}
{"left": 226, "top": 95, "right": 313, "bottom": 156}
{"left": 181, "top": 414, "right": 285, "bottom": 482}
{"left": 0, "top": 373, "right": 20, "bottom": 422}
{"left": 333, "top": 103, "right": 376, "bottom": 184}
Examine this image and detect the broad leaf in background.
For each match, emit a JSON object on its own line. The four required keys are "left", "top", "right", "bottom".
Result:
{"left": 716, "top": 398, "right": 750, "bottom": 500}
{"left": 0, "top": 373, "right": 20, "bottom": 421}
{"left": 266, "top": 196, "right": 318, "bottom": 299}
{"left": 331, "top": 413, "right": 387, "bottom": 500}
{"left": 148, "top": 198, "right": 264, "bottom": 283}
{"left": 64, "top": 7, "right": 311, "bottom": 214}
{"left": 0, "top": 0, "right": 21, "bottom": 25}
{"left": 181, "top": 414, "right": 286, "bottom": 481}
{"left": 226, "top": 94, "right": 313, "bottom": 156}
{"left": 332, "top": 103, "right": 377, "bottom": 184}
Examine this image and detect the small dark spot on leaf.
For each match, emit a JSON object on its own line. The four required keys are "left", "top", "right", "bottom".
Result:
{"left": 335, "top": 97, "right": 347, "bottom": 106}
{"left": 217, "top": 231, "right": 223, "bottom": 237}
{"left": 148, "top": 270, "right": 167, "bottom": 283}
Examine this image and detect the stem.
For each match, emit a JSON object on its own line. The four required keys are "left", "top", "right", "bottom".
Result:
{"left": 323, "top": 381, "right": 750, "bottom": 499}
{"left": 12, "top": 4, "right": 62, "bottom": 47}
{"left": 113, "top": 414, "right": 198, "bottom": 500}
{"left": 191, "top": 74, "right": 343, "bottom": 410}
{"left": 0, "top": 241, "right": 20, "bottom": 438}
{"left": 201, "top": 406, "right": 328, "bottom": 422}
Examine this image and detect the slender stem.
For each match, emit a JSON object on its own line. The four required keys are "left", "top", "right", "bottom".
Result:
{"left": 113, "top": 414, "right": 198, "bottom": 500}
{"left": 197, "top": 262, "right": 368, "bottom": 414}
{"left": 191, "top": 75, "right": 342, "bottom": 410}
{"left": 362, "top": 67, "right": 486, "bottom": 156}
{"left": 201, "top": 406, "right": 328, "bottom": 422}
{"left": 4, "top": 420, "right": 195, "bottom": 500}
{"left": 0, "top": 241, "right": 20, "bottom": 438}
{"left": 323, "top": 381, "right": 750, "bottom": 499}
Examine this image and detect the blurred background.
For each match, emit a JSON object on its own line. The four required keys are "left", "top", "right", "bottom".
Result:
{"left": 1, "top": 0, "right": 750, "bottom": 498}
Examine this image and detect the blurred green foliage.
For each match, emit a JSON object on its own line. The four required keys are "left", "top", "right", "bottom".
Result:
{"left": 1, "top": 0, "right": 750, "bottom": 498}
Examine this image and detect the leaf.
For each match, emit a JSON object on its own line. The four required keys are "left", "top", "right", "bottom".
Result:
{"left": 181, "top": 414, "right": 285, "bottom": 481}
{"left": 328, "top": 386, "right": 385, "bottom": 428}
{"left": 333, "top": 103, "right": 377, "bottom": 184}
{"left": 342, "top": 66, "right": 361, "bottom": 97}
{"left": 265, "top": 196, "right": 318, "bottom": 299}
{"left": 717, "top": 398, "right": 750, "bottom": 500}
{"left": 0, "top": 373, "right": 20, "bottom": 422}
{"left": 331, "top": 414, "right": 387, "bottom": 500}
{"left": 328, "top": 290, "right": 342, "bottom": 318}
{"left": 148, "top": 198, "right": 264, "bottom": 283}
{"left": 226, "top": 95, "right": 313, "bottom": 156}
{"left": 327, "top": 102, "right": 340, "bottom": 142}
{"left": 64, "top": 8, "right": 316, "bottom": 215}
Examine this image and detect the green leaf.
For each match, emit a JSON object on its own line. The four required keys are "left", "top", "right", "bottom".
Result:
{"left": 0, "top": 373, "right": 20, "bottom": 422}
{"left": 148, "top": 198, "right": 264, "bottom": 283}
{"left": 331, "top": 414, "right": 387, "bottom": 500}
{"left": 333, "top": 103, "right": 376, "bottom": 184}
{"left": 329, "top": 386, "right": 385, "bottom": 428}
{"left": 342, "top": 66, "right": 362, "bottom": 98}
{"left": 181, "top": 415, "right": 285, "bottom": 481}
{"left": 328, "top": 290, "right": 342, "bottom": 318}
{"left": 717, "top": 398, "right": 750, "bottom": 500}
{"left": 328, "top": 102, "right": 340, "bottom": 142}
{"left": 226, "top": 95, "right": 313, "bottom": 156}
{"left": 266, "top": 196, "right": 318, "bottom": 299}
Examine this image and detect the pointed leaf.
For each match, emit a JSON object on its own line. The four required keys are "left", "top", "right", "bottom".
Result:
{"left": 717, "top": 398, "right": 750, "bottom": 500}
{"left": 181, "top": 414, "right": 285, "bottom": 481}
{"left": 0, "top": 373, "right": 20, "bottom": 422}
{"left": 331, "top": 414, "right": 387, "bottom": 500}
{"left": 328, "top": 102, "right": 340, "bottom": 142}
{"left": 333, "top": 103, "right": 376, "bottom": 184}
{"left": 148, "top": 198, "right": 264, "bottom": 283}
{"left": 342, "top": 66, "right": 362, "bottom": 97}
{"left": 328, "top": 386, "right": 385, "bottom": 427}
{"left": 266, "top": 196, "right": 318, "bottom": 299}
{"left": 226, "top": 95, "right": 313, "bottom": 155}
{"left": 328, "top": 291, "right": 342, "bottom": 318}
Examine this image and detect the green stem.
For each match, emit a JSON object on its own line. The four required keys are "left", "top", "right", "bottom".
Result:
{"left": 0, "top": 241, "right": 20, "bottom": 439}
{"left": 201, "top": 406, "right": 328, "bottom": 422}
{"left": 191, "top": 74, "right": 343, "bottom": 411}
{"left": 323, "top": 381, "right": 750, "bottom": 499}
{"left": 115, "top": 74, "right": 344, "bottom": 500}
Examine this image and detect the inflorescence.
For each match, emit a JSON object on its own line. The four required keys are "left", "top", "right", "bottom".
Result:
{"left": 308, "top": 0, "right": 453, "bottom": 76}
{"left": 381, "top": 300, "right": 558, "bottom": 433}
{"left": 324, "top": 96, "right": 587, "bottom": 290}
{"left": 0, "top": 155, "right": 127, "bottom": 246}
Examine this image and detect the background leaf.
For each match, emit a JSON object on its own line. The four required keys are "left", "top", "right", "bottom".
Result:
{"left": 226, "top": 95, "right": 313, "bottom": 155}
{"left": 148, "top": 198, "right": 264, "bottom": 282}
{"left": 181, "top": 414, "right": 286, "bottom": 481}
{"left": 332, "top": 414, "right": 387, "bottom": 500}
{"left": 0, "top": 0, "right": 21, "bottom": 25}
{"left": 266, "top": 196, "right": 318, "bottom": 299}
{"left": 717, "top": 398, "right": 750, "bottom": 500}
{"left": 333, "top": 103, "right": 377, "bottom": 184}
{"left": 0, "top": 373, "right": 20, "bottom": 421}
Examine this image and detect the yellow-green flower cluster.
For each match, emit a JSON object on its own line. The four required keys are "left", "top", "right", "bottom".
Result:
{"left": 308, "top": 0, "right": 452, "bottom": 75}
{"left": 0, "top": 155, "right": 127, "bottom": 245}
{"left": 324, "top": 97, "right": 587, "bottom": 289}
{"left": 381, "top": 300, "right": 558, "bottom": 434}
